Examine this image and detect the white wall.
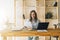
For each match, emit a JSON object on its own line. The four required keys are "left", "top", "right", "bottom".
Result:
{"left": 0, "top": 0, "right": 14, "bottom": 31}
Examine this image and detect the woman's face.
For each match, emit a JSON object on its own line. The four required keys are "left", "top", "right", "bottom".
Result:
{"left": 31, "top": 12, "right": 35, "bottom": 19}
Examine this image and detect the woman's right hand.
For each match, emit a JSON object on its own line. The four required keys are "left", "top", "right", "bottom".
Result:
{"left": 22, "top": 26, "right": 32, "bottom": 31}
{"left": 27, "top": 27, "right": 32, "bottom": 30}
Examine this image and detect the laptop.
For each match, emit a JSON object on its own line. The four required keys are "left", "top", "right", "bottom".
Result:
{"left": 37, "top": 22, "right": 49, "bottom": 32}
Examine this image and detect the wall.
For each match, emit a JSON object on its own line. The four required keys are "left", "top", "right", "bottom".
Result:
{"left": 0, "top": 0, "right": 14, "bottom": 31}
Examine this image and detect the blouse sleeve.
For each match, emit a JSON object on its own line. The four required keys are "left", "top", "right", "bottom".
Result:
{"left": 24, "top": 19, "right": 32, "bottom": 28}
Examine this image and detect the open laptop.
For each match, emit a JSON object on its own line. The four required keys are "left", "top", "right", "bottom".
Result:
{"left": 37, "top": 22, "right": 49, "bottom": 32}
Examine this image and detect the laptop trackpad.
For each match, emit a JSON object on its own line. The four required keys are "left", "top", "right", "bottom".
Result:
{"left": 37, "top": 30, "right": 48, "bottom": 32}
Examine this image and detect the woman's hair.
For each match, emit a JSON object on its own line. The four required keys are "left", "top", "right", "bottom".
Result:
{"left": 30, "top": 10, "right": 38, "bottom": 22}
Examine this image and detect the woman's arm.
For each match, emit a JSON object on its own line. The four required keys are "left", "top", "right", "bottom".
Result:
{"left": 22, "top": 19, "right": 32, "bottom": 30}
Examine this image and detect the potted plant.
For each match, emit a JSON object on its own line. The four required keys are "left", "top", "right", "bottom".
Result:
{"left": 45, "top": 12, "right": 53, "bottom": 19}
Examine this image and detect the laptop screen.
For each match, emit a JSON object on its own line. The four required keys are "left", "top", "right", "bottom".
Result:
{"left": 37, "top": 22, "right": 49, "bottom": 30}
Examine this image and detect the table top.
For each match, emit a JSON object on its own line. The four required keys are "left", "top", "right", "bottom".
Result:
{"left": 0, "top": 29, "right": 60, "bottom": 36}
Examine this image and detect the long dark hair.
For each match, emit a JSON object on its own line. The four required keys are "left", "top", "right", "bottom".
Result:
{"left": 30, "top": 10, "right": 38, "bottom": 22}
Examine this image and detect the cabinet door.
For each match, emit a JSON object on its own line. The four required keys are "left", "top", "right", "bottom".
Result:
{"left": 36, "top": 0, "right": 45, "bottom": 22}
{"left": 23, "top": 0, "right": 36, "bottom": 19}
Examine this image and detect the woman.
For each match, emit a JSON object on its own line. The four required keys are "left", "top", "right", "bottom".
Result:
{"left": 24, "top": 10, "right": 40, "bottom": 40}
{"left": 24, "top": 10, "right": 40, "bottom": 30}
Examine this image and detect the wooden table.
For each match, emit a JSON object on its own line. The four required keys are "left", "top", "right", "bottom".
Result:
{"left": 0, "top": 29, "right": 60, "bottom": 40}
{"left": 0, "top": 29, "right": 60, "bottom": 36}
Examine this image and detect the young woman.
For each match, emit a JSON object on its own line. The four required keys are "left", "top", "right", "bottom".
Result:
{"left": 24, "top": 10, "right": 40, "bottom": 30}
{"left": 24, "top": 10, "right": 40, "bottom": 40}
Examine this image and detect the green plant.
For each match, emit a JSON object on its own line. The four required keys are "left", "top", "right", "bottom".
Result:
{"left": 45, "top": 12, "right": 53, "bottom": 19}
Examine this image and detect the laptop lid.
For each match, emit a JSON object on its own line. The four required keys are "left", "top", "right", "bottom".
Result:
{"left": 37, "top": 22, "right": 49, "bottom": 30}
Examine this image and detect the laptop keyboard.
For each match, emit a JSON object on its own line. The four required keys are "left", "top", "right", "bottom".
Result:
{"left": 37, "top": 30, "right": 48, "bottom": 32}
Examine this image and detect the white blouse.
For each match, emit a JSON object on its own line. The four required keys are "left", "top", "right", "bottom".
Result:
{"left": 24, "top": 19, "right": 40, "bottom": 30}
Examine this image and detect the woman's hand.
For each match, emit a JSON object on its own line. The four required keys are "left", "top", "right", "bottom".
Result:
{"left": 27, "top": 27, "right": 32, "bottom": 30}
{"left": 22, "top": 26, "right": 32, "bottom": 31}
